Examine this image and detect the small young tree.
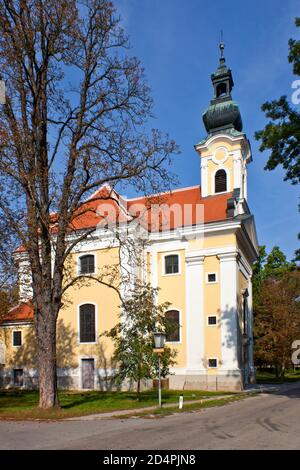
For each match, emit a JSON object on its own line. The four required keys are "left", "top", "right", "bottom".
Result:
{"left": 103, "top": 283, "right": 177, "bottom": 396}
{"left": 254, "top": 271, "right": 300, "bottom": 378}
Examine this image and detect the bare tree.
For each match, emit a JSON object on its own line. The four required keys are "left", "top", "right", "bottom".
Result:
{"left": 0, "top": 0, "right": 178, "bottom": 408}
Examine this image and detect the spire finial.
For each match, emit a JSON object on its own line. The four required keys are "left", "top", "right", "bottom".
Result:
{"left": 219, "top": 30, "right": 225, "bottom": 61}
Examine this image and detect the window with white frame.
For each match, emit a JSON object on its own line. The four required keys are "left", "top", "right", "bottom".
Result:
{"left": 208, "top": 358, "right": 218, "bottom": 368}
{"left": 79, "top": 304, "right": 96, "bottom": 343}
{"left": 164, "top": 254, "right": 179, "bottom": 275}
{"left": 207, "top": 272, "right": 217, "bottom": 283}
{"left": 215, "top": 169, "right": 227, "bottom": 193}
{"left": 13, "top": 331, "right": 22, "bottom": 347}
{"left": 79, "top": 254, "right": 95, "bottom": 275}
{"left": 165, "top": 310, "right": 180, "bottom": 342}
{"left": 207, "top": 316, "right": 217, "bottom": 326}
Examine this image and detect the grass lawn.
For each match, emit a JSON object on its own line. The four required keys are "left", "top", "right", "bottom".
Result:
{"left": 0, "top": 388, "right": 233, "bottom": 420}
{"left": 256, "top": 368, "right": 300, "bottom": 384}
{"left": 117, "top": 393, "right": 259, "bottom": 419}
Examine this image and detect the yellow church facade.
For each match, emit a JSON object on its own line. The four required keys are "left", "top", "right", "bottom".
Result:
{"left": 0, "top": 48, "right": 258, "bottom": 391}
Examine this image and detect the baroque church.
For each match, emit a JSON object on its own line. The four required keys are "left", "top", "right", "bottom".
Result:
{"left": 0, "top": 45, "right": 258, "bottom": 391}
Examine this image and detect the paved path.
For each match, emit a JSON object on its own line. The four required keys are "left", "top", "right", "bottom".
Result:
{"left": 0, "top": 382, "right": 299, "bottom": 450}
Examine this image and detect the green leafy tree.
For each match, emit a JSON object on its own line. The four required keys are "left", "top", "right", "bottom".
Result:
{"left": 255, "top": 18, "right": 300, "bottom": 260}
{"left": 252, "top": 245, "right": 267, "bottom": 300}
{"left": 264, "top": 246, "right": 291, "bottom": 278}
{"left": 253, "top": 245, "right": 290, "bottom": 302}
{"left": 103, "top": 283, "right": 177, "bottom": 397}
{"left": 253, "top": 245, "right": 298, "bottom": 372}
{"left": 254, "top": 271, "right": 300, "bottom": 378}
{"left": 255, "top": 18, "right": 300, "bottom": 185}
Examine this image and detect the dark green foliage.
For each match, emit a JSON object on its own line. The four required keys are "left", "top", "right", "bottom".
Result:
{"left": 254, "top": 271, "right": 300, "bottom": 378}
{"left": 255, "top": 18, "right": 300, "bottom": 185}
{"left": 255, "top": 18, "right": 300, "bottom": 262}
{"left": 253, "top": 245, "right": 299, "bottom": 376}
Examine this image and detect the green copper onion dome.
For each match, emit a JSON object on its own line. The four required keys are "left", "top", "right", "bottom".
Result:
{"left": 202, "top": 42, "right": 243, "bottom": 135}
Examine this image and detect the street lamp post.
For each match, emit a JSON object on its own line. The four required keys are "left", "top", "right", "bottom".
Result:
{"left": 153, "top": 331, "right": 166, "bottom": 408}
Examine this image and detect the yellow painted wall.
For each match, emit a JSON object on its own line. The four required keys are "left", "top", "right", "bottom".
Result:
{"left": 0, "top": 325, "right": 36, "bottom": 368}
{"left": 157, "top": 250, "right": 186, "bottom": 368}
{"left": 1, "top": 225, "right": 248, "bottom": 382}
{"left": 203, "top": 256, "right": 221, "bottom": 372}
{"left": 60, "top": 246, "right": 121, "bottom": 370}
{"left": 189, "top": 233, "right": 236, "bottom": 251}
{"left": 199, "top": 139, "right": 243, "bottom": 195}
{"left": 200, "top": 139, "right": 242, "bottom": 158}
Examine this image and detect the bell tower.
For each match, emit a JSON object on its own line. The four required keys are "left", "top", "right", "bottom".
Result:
{"left": 195, "top": 43, "right": 252, "bottom": 207}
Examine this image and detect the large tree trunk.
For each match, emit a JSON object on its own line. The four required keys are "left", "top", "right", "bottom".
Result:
{"left": 36, "top": 310, "right": 59, "bottom": 409}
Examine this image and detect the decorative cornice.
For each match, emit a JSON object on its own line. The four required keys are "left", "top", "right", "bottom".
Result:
{"left": 217, "top": 250, "right": 239, "bottom": 262}
{"left": 185, "top": 253, "right": 205, "bottom": 266}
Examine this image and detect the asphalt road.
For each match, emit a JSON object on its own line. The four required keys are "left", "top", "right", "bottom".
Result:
{"left": 0, "top": 383, "right": 300, "bottom": 450}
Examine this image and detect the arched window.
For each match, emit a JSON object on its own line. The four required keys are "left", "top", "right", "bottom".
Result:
{"left": 165, "top": 310, "right": 180, "bottom": 342}
{"left": 164, "top": 254, "right": 179, "bottom": 274}
{"left": 79, "top": 254, "right": 95, "bottom": 274}
{"left": 216, "top": 82, "right": 227, "bottom": 98}
{"left": 79, "top": 304, "right": 96, "bottom": 343}
{"left": 215, "top": 169, "right": 227, "bottom": 193}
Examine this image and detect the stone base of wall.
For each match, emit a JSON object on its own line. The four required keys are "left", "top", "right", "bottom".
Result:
{"left": 169, "top": 370, "right": 244, "bottom": 392}
{"left": 168, "top": 370, "right": 244, "bottom": 392}
{"left": 0, "top": 368, "right": 246, "bottom": 392}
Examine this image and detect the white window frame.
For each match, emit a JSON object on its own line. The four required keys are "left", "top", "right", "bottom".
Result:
{"left": 165, "top": 308, "right": 182, "bottom": 344}
{"left": 208, "top": 358, "right": 218, "bottom": 369}
{"left": 80, "top": 356, "right": 96, "bottom": 390}
{"left": 162, "top": 252, "right": 181, "bottom": 276}
{"left": 206, "top": 272, "right": 218, "bottom": 284}
{"left": 12, "top": 330, "right": 22, "bottom": 348}
{"left": 207, "top": 315, "right": 218, "bottom": 327}
{"left": 211, "top": 167, "right": 230, "bottom": 195}
{"left": 78, "top": 302, "right": 98, "bottom": 345}
{"left": 77, "top": 253, "right": 96, "bottom": 276}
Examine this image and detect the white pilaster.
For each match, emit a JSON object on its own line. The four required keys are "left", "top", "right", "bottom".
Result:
{"left": 243, "top": 168, "right": 248, "bottom": 200}
{"left": 247, "top": 277, "right": 255, "bottom": 375}
{"left": 185, "top": 253, "right": 205, "bottom": 371}
{"left": 18, "top": 258, "right": 33, "bottom": 301}
{"left": 218, "top": 251, "right": 239, "bottom": 371}
{"left": 149, "top": 248, "right": 158, "bottom": 290}
{"left": 233, "top": 151, "right": 242, "bottom": 190}
{"left": 200, "top": 159, "right": 209, "bottom": 197}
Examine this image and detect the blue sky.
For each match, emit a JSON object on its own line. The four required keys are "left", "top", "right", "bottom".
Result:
{"left": 115, "top": 0, "right": 299, "bottom": 260}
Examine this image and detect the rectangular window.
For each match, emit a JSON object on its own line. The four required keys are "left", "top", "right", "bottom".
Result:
{"left": 164, "top": 254, "right": 179, "bottom": 275}
{"left": 165, "top": 310, "right": 180, "bottom": 342}
{"left": 79, "top": 304, "right": 96, "bottom": 343}
{"left": 207, "top": 316, "right": 217, "bottom": 326}
{"left": 13, "top": 331, "right": 22, "bottom": 347}
{"left": 79, "top": 255, "right": 95, "bottom": 275}
{"left": 208, "top": 358, "right": 218, "bottom": 368}
{"left": 13, "top": 369, "right": 23, "bottom": 387}
{"left": 207, "top": 273, "right": 217, "bottom": 283}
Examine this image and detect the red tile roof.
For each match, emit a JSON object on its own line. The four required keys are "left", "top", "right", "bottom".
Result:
{"left": 66, "top": 185, "right": 231, "bottom": 232}
{"left": 14, "top": 185, "right": 231, "bottom": 254}
{"left": 8, "top": 186, "right": 232, "bottom": 322}
{"left": 2, "top": 302, "right": 33, "bottom": 323}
